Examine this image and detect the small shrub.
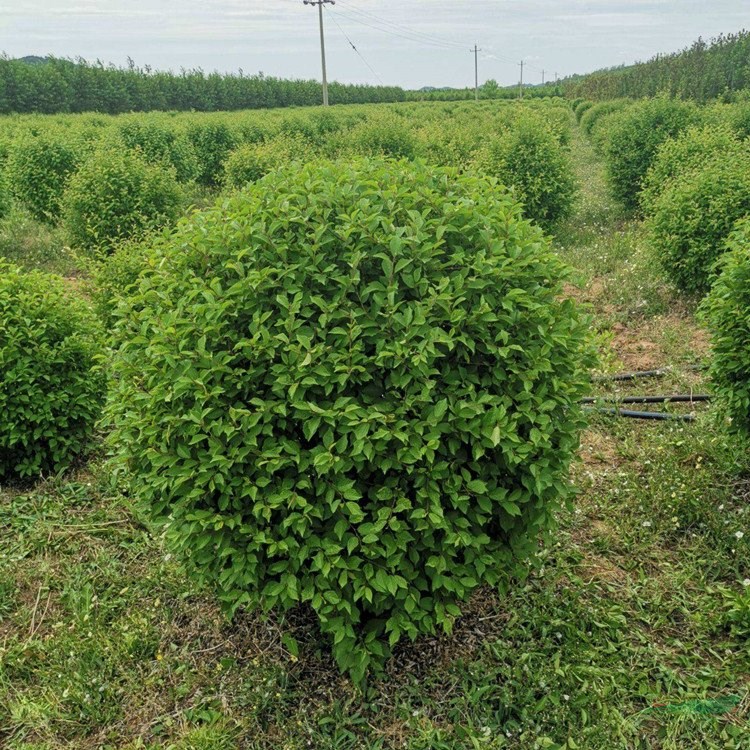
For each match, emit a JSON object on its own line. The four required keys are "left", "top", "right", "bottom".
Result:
{"left": 0, "top": 170, "right": 11, "bottom": 220}
{"left": 63, "top": 148, "right": 183, "bottom": 253}
{"left": 6, "top": 135, "right": 79, "bottom": 222}
{"left": 224, "top": 135, "right": 312, "bottom": 189}
{"left": 647, "top": 150, "right": 750, "bottom": 294}
{"left": 575, "top": 101, "right": 594, "bottom": 122}
{"left": 603, "top": 98, "right": 698, "bottom": 211}
{"left": 90, "top": 238, "right": 151, "bottom": 328}
{"left": 349, "top": 116, "right": 417, "bottom": 159}
{"left": 701, "top": 219, "right": 750, "bottom": 434}
{"left": 118, "top": 122, "right": 200, "bottom": 183}
{"left": 107, "top": 159, "right": 592, "bottom": 682}
{"left": 186, "top": 122, "right": 239, "bottom": 187}
{"left": 640, "top": 124, "right": 742, "bottom": 214}
{"left": 0, "top": 262, "right": 106, "bottom": 480}
{"left": 472, "top": 118, "right": 577, "bottom": 228}
{"left": 580, "top": 100, "right": 630, "bottom": 136}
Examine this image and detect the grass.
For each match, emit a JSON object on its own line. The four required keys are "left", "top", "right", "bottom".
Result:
{"left": 1, "top": 120, "right": 750, "bottom": 749}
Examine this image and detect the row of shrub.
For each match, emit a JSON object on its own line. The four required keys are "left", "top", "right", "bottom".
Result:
{"left": 576, "top": 95, "right": 750, "bottom": 437}
{"left": 0, "top": 99, "right": 577, "bottom": 251}
{"left": 0, "top": 157, "right": 592, "bottom": 684}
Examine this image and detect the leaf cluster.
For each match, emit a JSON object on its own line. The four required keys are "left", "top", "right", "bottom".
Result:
{"left": 107, "top": 159, "right": 593, "bottom": 681}
{"left": 63, "top": 147, "right": 183, "bottom": 253}
{"left": 0, "top": 262, "right": 106, "bottom": 480}
{"left": 701, "top": 219, "right": 750, "bottom": 435}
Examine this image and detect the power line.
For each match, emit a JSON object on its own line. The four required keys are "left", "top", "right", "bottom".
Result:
{"left": 328, "top": 8, "right": 385, "bottom": 84}
{"left": 333, "top": 0, "right": 467, "bottom": 51}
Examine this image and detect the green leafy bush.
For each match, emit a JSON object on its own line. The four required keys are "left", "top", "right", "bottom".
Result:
{"left": 603, "top": 98, "right": 698, "bottom": 211}
{"left": 90, "top": 238, "right": 151, "bottom": 328}
{"left": 6, "top": 135, "right": 79, "bottom": 222}
{"left": 186, "top": 122, "right": 239, "bottom": 187}
{"left": 701, "top": 220, "right": 750, "bottom": 434}
{"left": 118, "top": 122, "right": 199, "bottom": 183}
{"left": 63, "top": 148, "right": 183, "bottom": 253}
{"left": 574, "top": 101, "right": 594, "bottom": 122}
{"left": 348, "top": 115, "right": 417, "bottom": 159}
{"left": 107, "top": 159, "right": 592, "bottom": 681}
{"left": 647, "top": 150, "right": 750, "bottom": 294}
{"left": 579, "top": 99, "right": 630, "bottom": 137}
{"left": 472, "top": 119, "right": 577, "bottom": 228}
{"left": 224, "top": 135, "right": 312, "bottom": 189}
{"left": 0, "top": 262, "right": 106, "bottom": 480}
{"left": 640, "top": 124, "right": 742, "bottom": 214}
{"left": 0, "top": 170, "right": 11, "bottom": 220}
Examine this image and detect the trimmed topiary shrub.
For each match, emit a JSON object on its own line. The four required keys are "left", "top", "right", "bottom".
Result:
{"left": 107, "top": 159, "right": 593, "bottom": 682}
{"left": 603, "top": 98, "right": 698, "bottom": 212}
{"left": 6, "top": 135, "right": 79, "bottom": 222}
{"left": 186, "top": 121, "right": 239, "bottom": 187}
{"left": 223, "top": 135, "right": 312, "bottom": 190}
{"left": 63, "top": 148, "right": 183, "bottom": 253}
{"left": 640, "top": 124, "right": 742, "bottom": 214}
{"left": 701, "top": 219, "right": 750, "bottom": 435}
{"left": 648, "top": 151, "right": 750, "bottom": 294}
{"left": 472, "top": 118, "right": 577, "bottom": 228}
{"left": 0, "top": 262, "right": 106, "bottom": 480}
{"left": 118, "top": 122, "right": 200, "bottom": 183}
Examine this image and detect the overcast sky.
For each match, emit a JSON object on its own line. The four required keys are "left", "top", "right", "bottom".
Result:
{"left": 1, "top": 1, "right": 747, "bottom": 89}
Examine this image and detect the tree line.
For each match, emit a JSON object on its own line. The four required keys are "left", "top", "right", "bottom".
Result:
{"left": 564, "top": 31, "right": 750, "bottom": 102}
{"left": 0, "top": 56, "right": 410, "bottom": 114}
{"left": 0, "top": 56, "right": 564, "bottom": 114}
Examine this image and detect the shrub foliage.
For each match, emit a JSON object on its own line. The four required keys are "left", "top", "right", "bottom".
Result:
{"left": 0, "top": 262, "right": 105, "bottom": 480}
{"left": 7, "top": 135, "right": 79, "bottom": 222}
{"left": 63, "top": 148, "right": 183, "bottom": 253}
{"left": 108, "top": 160, "right": 592, "bottom": 681}
{"left": 702, "top": 220, "right": 750, "bottom": 435}
{"left": 472, "top": 119, "right": 577, "bottom": 228}
{"left": 648, "top": 150, "right": 750, "bottom": 294}
{"left": 602, "top": 98, "right": 697, "bottom": 211}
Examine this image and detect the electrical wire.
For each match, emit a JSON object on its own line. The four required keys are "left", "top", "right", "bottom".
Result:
{"left": 327, "top": 9, "right": 385, "bottom": 84}
{"left": 334, "top": 0, "right": 469, "bottom": 51}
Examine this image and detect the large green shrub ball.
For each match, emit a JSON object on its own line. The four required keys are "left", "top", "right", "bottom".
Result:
{"left": 118, "top": 122, "right": 200, "bottom": 183}
{"left": 186, "top": 121, "right": 239, "bottom": 187}
{"left": 579, "top": 99, "right": 630, "bottom": 137}
{"left": 472, "top": 118, "right": 577, "bottom": 228}
{"left": 648, "top": 151, "right": 750, "bottom": 294}
{"left": 223, "top": 135, "right": 311, "bottom": 189}
{"left": 0, "top": 263, "right": 106, "bottom": 480}
{"left": 7, "top": 135, "right": 79, "bottom": 222}
{"left": 640, "top": 124, "right": 742, "bottom": 214}
{"left": 702, "top": 220, "right": 750, "bottom": 435}
{"left": 108, "top": 160, "right": 592, "bottom": 681}
{"left": 63, "top": 148, "right": 183, "bottom": 253}
{"left": 603, "top": 98, "right": 698, "bottom": 211}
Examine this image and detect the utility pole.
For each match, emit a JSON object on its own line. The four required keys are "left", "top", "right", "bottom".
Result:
{"left": 473, "top": 44, "right": 481, "bottom": 101}
{"left": 303, "top": 0, "right": 335, "bottom": 106}
{"left": 542, "top": 69, "right": 545, "bottom": 85}
{"left": 518, "top": 60, "right": 524, "bottom": 99}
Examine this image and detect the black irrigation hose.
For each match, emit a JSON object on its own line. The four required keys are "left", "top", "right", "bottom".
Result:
{"left": 594, "top": 365, "right": 705, "bottom": 382}
{"left": 602, "top": 368, "right": 671, "bottom": 381}
{"left": 585, "top": 407, "right": 696, "bottom": 422}
{"left": 581, "top": 394, "right": 712, "bottom": 405}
